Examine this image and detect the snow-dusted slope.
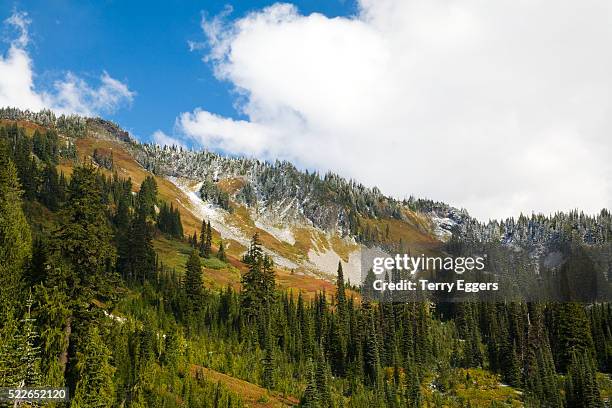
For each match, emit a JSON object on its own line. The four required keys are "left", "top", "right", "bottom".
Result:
{"left": 169, "top": 177, "right": 300, "bottom": 269}
{"left": 168, "top": 176, "right": 365, "bottom": 280}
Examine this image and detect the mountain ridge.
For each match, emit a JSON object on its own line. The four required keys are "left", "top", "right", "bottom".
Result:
{"left": 2, "top": 107, "right": 611, "bottom": 287}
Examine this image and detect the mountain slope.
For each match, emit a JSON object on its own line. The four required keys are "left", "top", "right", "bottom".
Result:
{"left": 2, "top": 107, "right": 611, "bottom": 290}
{"left": 38, "top": 114, "right": 449, "bottom": 284}
{"left": 2, "top": 108, "right": 612, "bottom": 407}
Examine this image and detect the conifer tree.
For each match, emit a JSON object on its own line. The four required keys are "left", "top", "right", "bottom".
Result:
{"left": 33, "top": 282, "right": 71, "bottom": 383}
{"left": 262, "top": 318, "right": 275, "bottom": 390}
{"left": 363, "top": 308, "right": 382, "bottom": 388}
{"left": 184, "top": 250, "right": 203, "bottom": 307}
{"left": 300, "top": 358, "right": 319, "bottom": 408}
{"left": 55, "top": 166, "right": 116, "bottom": 292}
{"left": 136, "top": 176, "right": 157, "bottom": 219}
{"left": 362, "top": 268, "right": 377, "bottom": 301}
{"left": 19, "top": 156, "right": 40, "bottom": 201}
{"left": 157, "top": 202, "right": 183, "bottom": 238}
{"left": 205, "top": 221, "right": 212, "bottom": 257}
{"left": 261, "top": 254, "right": 276, "bottom": 306}
{"left": 217, "top": 239, "right": 226, "bottom": 261}
{"left": 199, "top": 220, "right": 211, "bottom": 258}
{"left": 58, "top": 171, "right": 68, "bottom": 203}
{"left": 191, "top": 231, "right": 198, "bottom": 248}
{"left": 129, "top": 208, "right": 156, "bottom": 284}
{"left": 0, "top": 308, "right": 20, "bottom": 386}
{"left": 120, "top": 177, "right": 158, "bottom": 283}
{"left": 298, "top": 293, "right": 314, "bottom": 360}
{"left": 15, "top": 295, "right": 42, "bottom": 387}
{"left": 329, "top": 314, "right": 346, "bottom": 376}
{"left": 241, "top": 234, "right": 265, "bottom": 321}
{"left": 336, "top": 261, "right": 346, "bottom": 317}
{"left": 115, "top": 196, "right": 132, "bottom": 278}
{"left": 0, "top": 153, "right": 32, "bottom": 316}
{"left": 173, "top": 203, "right": 183, "bottom": 237}
{"left": 162, "top": 329, "right": 183, "bottom": 370}
{"left": 457, "top": 302, "right": 483, "bottom": 368}
{"left": 39, "top": 163, "right": 62, "bottom": 210}
{"left": 507, "top": 340, "right": 522, "bottom": 387}
{"left": 71, "top": 326, "right": 116, "bottom": 408}
{"left": 553, "top": 302, "right": 595, "bottom": 372}
{"left": 564, "top": 352, "right": 603, "bottom": 408}
{"left": 524, "top": 304, "right": 563, "bottom": 407}
{"left": 315, "top": 349, "right": 332, "bottom": 408}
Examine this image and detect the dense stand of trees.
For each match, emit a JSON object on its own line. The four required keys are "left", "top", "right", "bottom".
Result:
{"left": 0, "top": 108, "right": 87, "bottom": 138}
{"left": 0, "top": 123, "right": 611, "bottom": 407}
{"left": 158, "top": 202, "right": 184, "bottom": 239}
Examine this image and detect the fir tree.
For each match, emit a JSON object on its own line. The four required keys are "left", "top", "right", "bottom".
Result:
{"left": 15, "top": 295, "right": 42, "bottom": 387}
{"left": 241, "top": 234, "right": 266, "bottom": 322}
{"left": 114, "top": 196, "right": 132, "bottom": 278}
{"left": 39, "top": 163, "right": 62, "bottom": 210}
{"left": 329, "top": 314, "right": 346, "bottom": 376}
{"left": 205, "top": 221, "right": 212, "bottom": 258}
{"left": 0, "top": 153, "right": 32, "bottom": 316}
{"left": 199, "top": 220, "right": 211, "bottom": 258}
{"left": 0, "top": 308, "right": 21, "bottom": 386}
{"left": 157, "top": 202, "right": 183, "bottom": 238}
{"left": 55, "top": 166, "right": 116, "bottom": 293}
{"left": 363, "top": 308, "right": 382, "bottom": 388}
{"left": 129, "top": 209, "right": 156, "bottom": 284}
{"left": 553, "top": 302, "right": 595, "bottom": 372}
{"left": 71, "top": 326, "right": 116, "bottom": 408}
{"left": 184, "top": 250, "right": 203, "bottom": 307}
{"left": 261, "top": 254, "right": 276, "bottom": 306}
{"left": 136, "top": 175, "right": 157, "bottom": 219}
{"left": 336, "top": 261, "right": 347, "bottom": 317}
{"left": 564, "top": 352, "right": 603, "bottom": 408}
{"left": 217, "top": 239, "right": 227, "bottom": 261}
{"left": 262, "top": 319, "right": 275, "bottom": 389}
{"left": 191, "top": 231, "right": 198, "bottom": 248}
{"left": 300, "top": 358, "right": 319, "bottom": 408}
{"left": 315, "top": 349, "right": 332, "bottom": 408}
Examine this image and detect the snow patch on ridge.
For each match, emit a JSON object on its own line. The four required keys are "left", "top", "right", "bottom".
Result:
{"left": 307, "top": 246, "right": 363, "bottom": 285}
{"left": 254, "top": 218, "right": 295, "bottom": 245}
{"left": 167, "top": 176, "right": 368, "bottom": 280}
{"left": 430, "top": 215, "right": 456, "bottom": 241}
{"left": 167, "top": 176, "right": 299, "bottom": 269}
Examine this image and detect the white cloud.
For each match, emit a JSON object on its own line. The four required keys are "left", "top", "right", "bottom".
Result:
{"left": 180, "top": 0, "right": 612, "bottom": 220}
{"left": 0, "top": 11, "right": 134, "bottom": 116}
{"left": 152, "top": 130, "right": 185, "bottom": 148}
{"left": 6, "top": 10, "right": 30, "bottom": 48}
{"left": 50, "top": 71, "right": 135, "bottom": 116}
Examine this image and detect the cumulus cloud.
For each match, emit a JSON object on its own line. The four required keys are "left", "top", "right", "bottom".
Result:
{"left": 152, "top": 130, "right": 186, "bottom": 148}
{"left": 0, "top": 11, "right": 134, "bottom": 116}
{"left": 179, "top": 0, "right": 612, "bottom": 220}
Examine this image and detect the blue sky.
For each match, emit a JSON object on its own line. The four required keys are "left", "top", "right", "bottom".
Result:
{"left": 0, "top": 0, "right": 356, "bottom": 141}
{"left": 1, "top": 0, "right": 610, "bottom": 220}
